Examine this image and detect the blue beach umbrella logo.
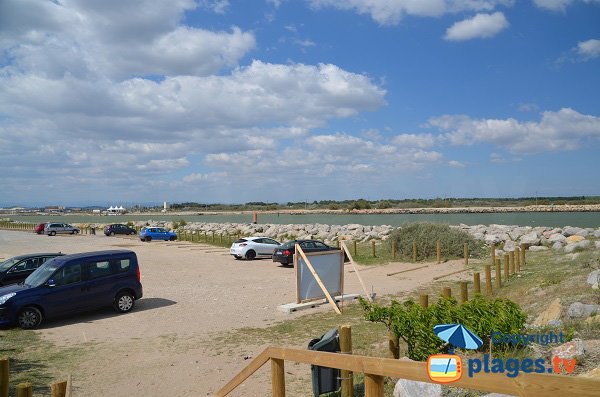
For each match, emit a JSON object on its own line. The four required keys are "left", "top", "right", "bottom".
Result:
{"left": 433, "top": 323, "right": 483, "bottom": 351}
{"left": 427, "top": 324, "right": 482, "bottom": 383}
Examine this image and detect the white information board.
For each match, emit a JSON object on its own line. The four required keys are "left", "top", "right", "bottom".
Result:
{"left": 295, "top": 250, "right": 344, "bottom": 303}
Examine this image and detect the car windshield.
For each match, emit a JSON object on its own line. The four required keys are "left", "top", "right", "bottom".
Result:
{"left": 0, "top": 258, "right": 20, "bottom": 271}
{"left": 24, "top": 259, "right": 60, "bottom": 287}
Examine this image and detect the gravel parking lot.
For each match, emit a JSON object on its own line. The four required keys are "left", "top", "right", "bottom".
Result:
{"left": 0, "top": 230, "right": 468, "bottom": 396}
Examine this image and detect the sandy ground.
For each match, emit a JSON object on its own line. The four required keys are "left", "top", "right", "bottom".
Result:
{"left": 0, "top": 230, "right": 469, "bottom": 396}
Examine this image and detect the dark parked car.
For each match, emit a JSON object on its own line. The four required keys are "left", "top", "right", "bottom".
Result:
{"left": 272, "top": 240, "right": 340, "bottom": 266}
{"left": 104, "top": 224, "right": 137, "bottom": 236}
{"left": 0, "top": 250, "right": 143, "bottom": 329}
{"left": 0, "top": 253, "right": 64, "bottom": 286}
{"left": 34, "top": 223, "right": 47, "bottom": 234}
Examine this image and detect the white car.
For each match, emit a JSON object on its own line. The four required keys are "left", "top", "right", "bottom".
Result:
{"left": 230, "top": 237, "right": 281, "bottom": 260}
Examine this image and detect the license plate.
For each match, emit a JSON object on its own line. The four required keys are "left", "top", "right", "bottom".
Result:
{"left": 275, "top": 251, "right": 282, "bottom": 255}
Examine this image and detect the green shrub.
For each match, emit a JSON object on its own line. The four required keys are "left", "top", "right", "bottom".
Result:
{"left": 360, "top": 295, "right": 527, "bottom": 361}
{"left": 386, "top": 222, "right": 482, "bottom": 261}
{"left": 172, "top": 219, "right": 187, "bottom": 229}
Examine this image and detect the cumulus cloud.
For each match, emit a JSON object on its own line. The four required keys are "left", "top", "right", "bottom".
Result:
{"left": 444, "top": 12, "right": 509, "bottom": 41}
{"left": 308, "top": 0, "right": 513, "bottom": 25}
{"left": 575, "top": 39, "right": 600, "bottom": 60}
{"left": 0, "top": 0, "right": 389, "bottom": 204}
{"left": 429, "top": 108, "right": 600, "bottom": 154}
{"left": 392, "top": 133, "right": 437, "bottom": 148}
{"left": 533, "top": 0, "right": 600, "bottom": 11}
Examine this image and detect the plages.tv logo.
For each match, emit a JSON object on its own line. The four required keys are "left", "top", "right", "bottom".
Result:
{"left": 427, "top": 324, "right": 482, "bottom": 383}
{"left": 427, "top": 324, "right": 577, "bottom": 384}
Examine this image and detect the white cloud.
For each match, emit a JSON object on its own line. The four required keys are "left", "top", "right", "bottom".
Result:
{"left": 308, "top": 0, "right": 513, "bottom": 25}
{"left": 448, "top": 160, "right": 465, "bottom": 167}
{"left": 576, "top": 39, "right": 600, "bottom": 60}
{"left": 0, "top": 0, "right": 388, "bottom": 204}
{"left": 444, "top": 12, "right": 509, "bottom": 41}
{"left": 392, "top": 133, "right": 437, "bottom": 148}
{"left": 200, "top": 0, "right": 230, "bottom": 14}
{"left": 429, "top": 108, "right": 600, "bottom": 154}
{"left": 533, "top": 0, "right": 600, "bottom": 11}
{"left": 518, "top": 103, "right": 539, "bottom": 112}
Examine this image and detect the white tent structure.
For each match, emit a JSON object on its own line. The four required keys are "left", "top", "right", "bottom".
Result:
{"left": 107, "top": 205, "right": 126, "bottom": 215}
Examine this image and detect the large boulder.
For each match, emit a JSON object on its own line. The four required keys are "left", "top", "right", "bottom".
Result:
{"left": 548, "top": 233, "right": 567, "bottom": 243}
{"left": 594, "top": 230, "right": 600, "bottom": 238}
{"left": 485, "top": 234, "right": 503, "bottom": 245}
{"left": 567, "top": 302, "right": 600, "bottom": 318}
{"left": 552, "top": 242, "right": 564, "bottom": 250}
{"left": 566, "top": 235, "right": 585, "bottom": 243}
{"left": 520, "top": 231, "right": 540, "bottom": 247}
{"left": 551, "top": 339, "right": 585, "bottom": 359}
{"left": 393, "top": 379, "right": 442, "bottom": 397}
{"left": 503, "top": 240, "right": 517, "bottom": 252}
{"left": 532, "top": 298, "right": 562, "bottom": 327}
{"left": 587, "top": 270, "right": 600, "bottom": 288}
{"left": 563, "top": 226, "right": 588, "bottom": 237}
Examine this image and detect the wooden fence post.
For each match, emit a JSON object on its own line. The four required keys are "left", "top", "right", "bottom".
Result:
{"left": 516, "top": 247, "right": 521, "bottom": 273}
{"left": 419, "top": 294, "right": 429, "bottom": 308}
{"left": 473, "top": 273, "right": 481, "bottom": 295}
{"left": 460, "top": 281, "right": 468, "bottom": 304}
{"left": 339, "top": 325, "right": 354, "bottom": 397}
{"left": 504, "top": 254, "right": 509, "bottom": 281}
{"left": 442, "top": 287, "right": 451, "bottom": 298}
{"left": 495, "top": 259, "right": 502, "bottom": 289}
{"left": 485, "top": 265, "right": 493, "bottom": 296}
{"left": 364, "top": 374, "right": 384, "bottom": 397}
{"left": 392, "top": 241, "right": 397, "bottom": 260}
{"left": 0, "top": 358, "right": 8, "bottom": 397}
{"left": 371, "top": 240, "right": 376, "bottom": 258}
{"left": 436, "top": 240, "right": 441, "bottom": 264}
{"left": 412, "top": 241, "right": 417, "bottom": 262}
{"left": 510, "top": 251, "right": 515, "bottom": 274}
{"left": 336, "top": 240, "right": 340, "bottom": 248}
{"left": 520, "top": 244, "right": 526, "bottom": 268}
{"left": 271, "top": 358, "right": 285, "bottom": 397}
{"left": 16, "top": 383, "right": 32, "bottom": 397}
{"left": 353, "top": 240, "right": 357, "bottom": 257}
{"left": 51, "top": 380, "right": 68, "bottom": 397}
{"left": 464, "top": 243, "right": 469, "bottom": 266}
{"left": 491, "top": 243, "right": 496, "bottom": 266}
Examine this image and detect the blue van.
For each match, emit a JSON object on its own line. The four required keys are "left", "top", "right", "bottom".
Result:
{"left": 0, "top": 250, "right": 143, "bottom": 329}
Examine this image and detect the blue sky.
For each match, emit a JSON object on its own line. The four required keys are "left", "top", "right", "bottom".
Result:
{"left": 0, "top": 0, "right": 599, "bottom": 206}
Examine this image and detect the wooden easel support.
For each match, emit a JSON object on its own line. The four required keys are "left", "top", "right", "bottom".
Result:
{"left": 341, "top": 241, "right": 372, "bottom": 302}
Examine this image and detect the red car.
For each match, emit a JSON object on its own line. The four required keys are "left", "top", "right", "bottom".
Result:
{"left": 34, "top": 223, "right": 47, "bottom": 234}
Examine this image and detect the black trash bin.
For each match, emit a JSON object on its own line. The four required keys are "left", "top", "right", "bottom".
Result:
{"left": 308, "top": 328, "right": 340, "bottom": 397}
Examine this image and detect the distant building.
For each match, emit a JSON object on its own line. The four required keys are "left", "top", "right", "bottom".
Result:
{"left": 162, "top": 201, "right": 168, "bottom": 213}
{"left": 107, "top": 205, "right": 126, "bottom": 215}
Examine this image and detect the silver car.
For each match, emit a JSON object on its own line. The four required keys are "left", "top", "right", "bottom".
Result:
{"left": 44, "top": 223, "right": 80, "bottom": 236}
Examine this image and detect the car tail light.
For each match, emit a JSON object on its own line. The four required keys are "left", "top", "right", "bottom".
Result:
{"left": 137, "top": 266, "right": 141, "bottom": 282}
{"left": 239, "top": 243, "right": 247, "bottom": 247}
{"left": 283, "top": 250, "right": 291, "bottom": 256}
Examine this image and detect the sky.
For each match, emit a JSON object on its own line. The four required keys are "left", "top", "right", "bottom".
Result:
{"left": 0, "top": 0, "right": 599, "bottom": 207}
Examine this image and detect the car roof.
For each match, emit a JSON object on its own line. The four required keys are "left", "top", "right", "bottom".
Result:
{"left": 9, "top": 253, "right": 64, "bottom": 260}
{"left": 246, "top": 236, "right": 276, "bottom": 240}
{"left": 50, "top": 250, "right": 135, "bottom": 265}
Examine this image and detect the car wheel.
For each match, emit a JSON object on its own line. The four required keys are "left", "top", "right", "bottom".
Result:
{"left": 140, "top": 238, "right": 145, "bottom": 242}
{"left": 145, "top": 236, "right": 152, "bottom": 242}
{"left": 169, "top": 236, "right": 176, "bottom": 241}
{"left": 110, "top": 231, "right": 115, "bottom": 236}
{"left": 234, "top": 255, "right": 242, "bottom": 260}
{"left": 17, "top": 307, "right": 43, "bottom": 329}
{"left": 130, "top": 231, "right": 136, "bottom": 235}
{"left": 245, "top": 250, "right": 256, "bottom": 260}
{"left": 114, "top": 291, "right": 135, "bottom": 313}
{"left": 49, "top": 231, "right": 56, "bottom": 236}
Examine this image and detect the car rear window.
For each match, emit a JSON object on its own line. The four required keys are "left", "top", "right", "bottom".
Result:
{"left": 281, "top": 241, "right": 296, "bottom": 248}
{"left": 116, "top": 259, "right": 130, "bottom": 273}
{"left": 234, "top": 239, "right": 247, "bottom": 243}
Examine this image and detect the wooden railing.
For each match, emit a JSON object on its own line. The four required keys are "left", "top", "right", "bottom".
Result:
{"left": 215, "top": 346, "right": 600, "bottom": 397}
